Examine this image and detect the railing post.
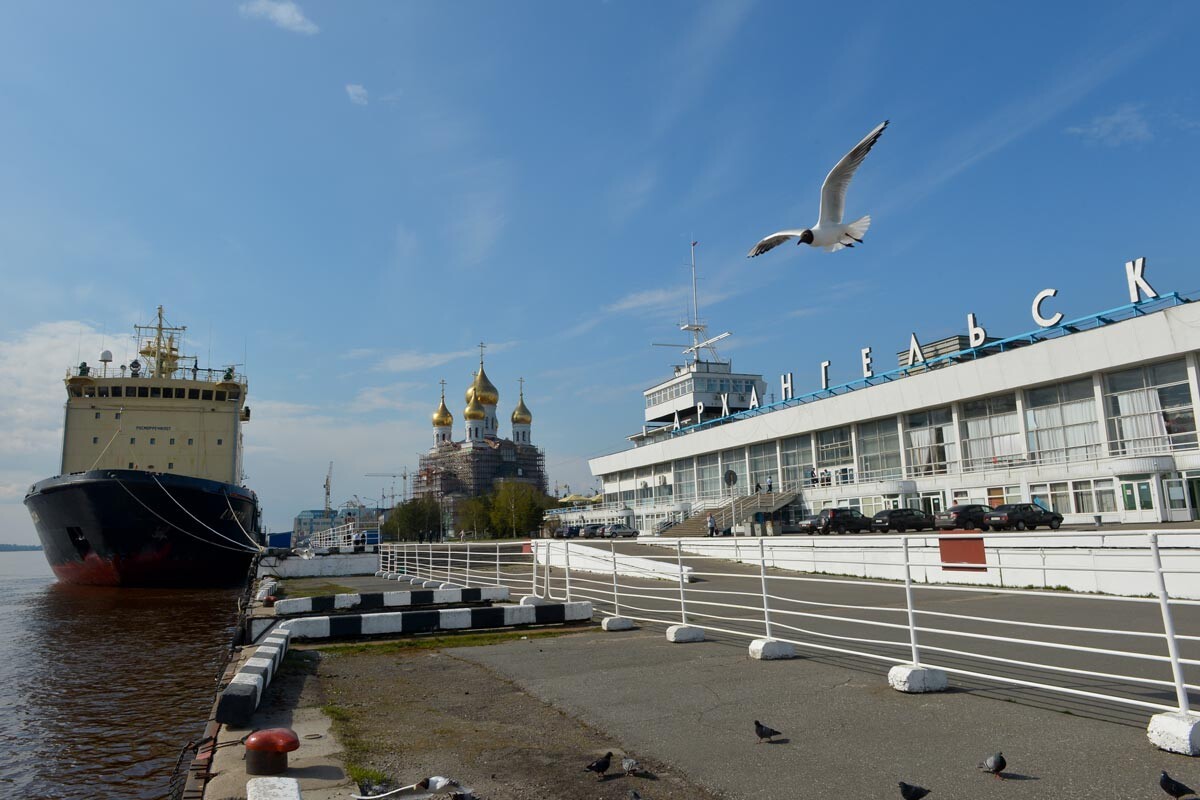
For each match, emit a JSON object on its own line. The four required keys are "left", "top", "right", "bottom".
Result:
{"left": 544, "top": 541, "right": 552, "bottom": 598}
{"left": 530, "top": 541, "right": 539, "bottom": 596}
{"left": 676, "top": 539, "right": 688, "bottom": 624}
{"left": 495, "top": 542, "right": 501, "bottom": 587}
{"left": 464, "top": 542, "right": 471, "bottom": 587}
{"left": 902, "top": 535, "right": 921, "bottom": 666}
{"left": 758, "top": 537, "right": 773, "bottom": 640}
{"left": 1149, "top": 532, "right": 1191, "bottom": 714}
{"left": 610, "top": 539, "right": 621, "bottom": 616}
{"left": 564, "top": 541, "right": 573, "bottom": 601}
{"left": 446, "top": 543, "right": 452, "bottom": 585}
{"left": 428, "top": 542, "right": 434, "bottom": 580}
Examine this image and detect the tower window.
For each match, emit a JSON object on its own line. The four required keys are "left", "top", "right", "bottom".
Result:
{"left": 202, "top": 390, "right": 213, "bottom": 401}
{"left": 94, "top": 412, "right": 101, "bottom": 419}
{"left": 115, "top": 412, "right": 121, "bottom": 420}
{"left": 168, "top": 462, "right": 174, "bottom": 469}
{"left": 128, "top": 462, "right": 134, "bottom": 468}
{"left": 169, "top": 438, "right": 175, "bottom": 445}
{"left": 130, "top": 437, "right": 136, "bottom": 444}
{"left": 92, "top": 437, "right": 99, "bottom": 444}
{"left": 150, "top": 438, "right": 156, "bottom": 445}
{"left": 188, "top": 438, "right": 194, "bottom": 445}
{"left": 217, "top": 438, "right": 223, "bottom": 445}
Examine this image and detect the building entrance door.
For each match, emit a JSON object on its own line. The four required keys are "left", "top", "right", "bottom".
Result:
{"left": 919, "top": 491, "right": 944, "bottom": 516}
{"left": 1163, "top": 478, "right": 1191, "bottom": 521}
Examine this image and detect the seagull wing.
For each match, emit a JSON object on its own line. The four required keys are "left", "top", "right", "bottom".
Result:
{"left": 818, "top": 120, "right": 888, "bottom": 227}
{"left": 747, "top": 230, "right": 806, "bottom": 258}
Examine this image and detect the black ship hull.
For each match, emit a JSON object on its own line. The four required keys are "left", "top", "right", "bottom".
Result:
{"left": 24, "top": 470, "right": 260, "bottom": 587}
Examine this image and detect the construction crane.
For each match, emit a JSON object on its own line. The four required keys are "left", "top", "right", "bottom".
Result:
{"left": 323, "top": 462, "right": 333, "bottom": 515}
{"left": 365, "top": 468, "right": 410, "bottom": 506}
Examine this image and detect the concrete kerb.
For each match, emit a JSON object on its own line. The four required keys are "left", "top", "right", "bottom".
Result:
{"left": 246, "top": 776, "right": 302, "bottom": 800}
{"left": 1147, "top": 710, "right": 1200, "bottom": 755}
{"left": 273, "top": 586, "right": 508, "bottom": 617}
{"left": 666, "top": 624, "right": 705, "bottom": 643}
{"left": 215, "top": 627, "right": 293, "bottom": 726}
{"left": 276, "top": 601, "right": 593, "bottom": 641}
{"left": 748, "top": 638, "right": 796, "bottom": 660}
{"left": 887, "top": 663, "right": 949, "bottom": 693}
{"left": 602, "top": 616, "right": 636, "bottom": 631}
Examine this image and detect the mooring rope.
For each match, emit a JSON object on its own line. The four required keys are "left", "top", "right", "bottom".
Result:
{"left": 114, "top": 476, "right": 258, "bottom": 553}
{"left": 152, "top": 474, "right": 262, "bottom": 552}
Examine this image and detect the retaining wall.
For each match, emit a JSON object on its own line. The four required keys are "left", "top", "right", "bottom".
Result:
{"left": 532, "top": 540, "right": 694, "bottom": 582}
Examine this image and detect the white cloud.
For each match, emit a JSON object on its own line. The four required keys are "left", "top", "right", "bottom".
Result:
{"left": 604, "top": 286, "right": 690, "bottom": 315}
{"left": 345, "top": 84, "right": 369, "bottom": 106}
{"left": 1066, "top": 104, "right": 1152, "bottom": 146}
{"left": 346, "top": 383, "right": 426, "bottom": 414}
{"left": 238, "top": 0, "right": 319, "bottom": 35}
{"left": 374, "top": 341, "right": 516, "bottom": 373}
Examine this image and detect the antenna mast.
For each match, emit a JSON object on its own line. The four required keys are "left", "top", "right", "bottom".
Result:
{"left": 324, "top": 462, "right": 333, "bottom": 514}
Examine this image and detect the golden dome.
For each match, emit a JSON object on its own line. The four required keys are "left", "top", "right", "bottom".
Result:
{"left": 464, "top": 393, "right": 486, "bottom": 421}
{"left": 464, "top": 384, "right": 475, "bottom": 405}
{"left": 511, "top": 392, "right": 532, "bottom": 425}
{"left": 432, "top": 395, "right": 453, "bottom": 428}
{"left": 472, "top": 365, "right": 499, "bottom": 406}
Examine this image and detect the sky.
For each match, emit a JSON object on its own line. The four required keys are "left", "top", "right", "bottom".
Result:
{"left": 1, "top": 1, "right": 1198, "bottom": 543}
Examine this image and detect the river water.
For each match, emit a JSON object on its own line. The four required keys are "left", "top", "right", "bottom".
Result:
{"left": 0, "top": 551, "right": 242, "bottom": 799}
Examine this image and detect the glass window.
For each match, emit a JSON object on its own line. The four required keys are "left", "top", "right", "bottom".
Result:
{"left": 857, "top": 418, "right": 901, "bottom": 481}
{"left": 960, "top": 393, "right": 1023, "bottom": 472}
{"left": 673, "top": 458, "right": 695, "bottom": 502}
{"left": 696, "top": 453, "right": 720, "bottom": 500}
{"left": 816, "top": 426, "right": 852, "bottom": 467}
{"left": 780, "top": 434, "right": 813, "bottom": 487}
{"left": 721, "top": 448, "right": 747, "bottom": 492}
{"left": 1105, "top": 358, "right": 1197, "bottom": 454}
{"left": 905, "top": 407, "right": 956, "bottom": 476}
{"left": 1025, "top": 379, "right": 1101, "bottom": 465}
{"left": 748, "top": 442, "right": 779, "bottom": 488}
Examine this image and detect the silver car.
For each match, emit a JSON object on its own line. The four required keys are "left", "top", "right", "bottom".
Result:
{"left": 603, "top": 523, "right": 638, "bottom": 538}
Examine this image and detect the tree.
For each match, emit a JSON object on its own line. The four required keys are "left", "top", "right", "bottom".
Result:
{"left": 458, "top": 495, "right": 492, "bottom": 537}
{"left": 489, "top": 481, "right": 546, "bottom": 538}
{"left": 381, "top": 496, "right": 443, "bottom": 541}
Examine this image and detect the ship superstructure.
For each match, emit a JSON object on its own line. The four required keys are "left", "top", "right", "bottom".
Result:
{"left": 25, "top": 307, "right": 262, "bottom": 586}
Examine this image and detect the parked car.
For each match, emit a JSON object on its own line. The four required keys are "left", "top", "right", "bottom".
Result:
{"left": 581, "top": 524, "right": 605, "bottom": 538}
{"left": 984, "top": 503, "right": 1063, "bottom": 531}
{"left": 604, "top": 523, "right": 638, "bottom": 538}
{"left": 553, "top": 525, "right": 581, "bottom": 539}
{"left": 934, "top": 504, "right": 994, "bottom": 531}
{"left": 814, "top": 507, "right": 871, "bottom": 534}
{"left": 870, "top": 508, "right": 935, "bottom": 533}
{"left": 793, "top": 514, "right": 822, "bottom": 534}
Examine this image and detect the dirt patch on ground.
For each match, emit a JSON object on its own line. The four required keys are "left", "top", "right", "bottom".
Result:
{"left": 315, "top": 633, "right": 726, "bottom": 800}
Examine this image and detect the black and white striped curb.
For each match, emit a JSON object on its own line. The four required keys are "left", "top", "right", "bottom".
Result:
{"left": 215, "top": 628, "right": 292, "bottom": 727}
{"left": 376, "top": 570, "right": 463, "bottom": 588}
{"left": 279, "top": 601, "right": 592, "bottom": 640}
{"left": 274, "top": 586, "right": 509, "bottom": 616}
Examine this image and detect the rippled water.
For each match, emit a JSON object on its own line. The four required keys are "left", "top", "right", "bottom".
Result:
{"left": 0, "top": 551, "right": 242, "bottom": 799}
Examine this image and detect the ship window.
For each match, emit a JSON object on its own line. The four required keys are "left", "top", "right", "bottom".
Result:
{"left": 130, "top": 437, "right": 136, "bottom": 444}
{"left": 168, "top": 462, "right": 174, "bottom": 469}
{"left": 68, "top": 387, "right": 82, "bottom": 397}
{"left": 202, "top": 390, "right": 213, "bottom": 401}
{"left": 126, "top": 386, "right": 135, "bottom": 396}
{"left": 95, "top": 412, "right": 101, "bottom": 419}
{"left": 150, "top": 437, "right": 156, "bottom": 445}
{"left": 188, "top": 388, "right": 200, "bottom": 399}
{"left": 188, "top": 438, "right": 194, "bottom": 445}
{"left": 217, "top": 438, "right": 223, "bottom": 445}
{"left": 128, "top": 462, "right": 134, "bottom": 468}
{"left": 83, "top": 385, "right": 96, "bottom": 397}
{"left": 175, "top": 388, "right": 185, "bottom": 398}
{"left": 98, "top": 386, "right": 109, "bottom": 398}
{"left": 92, "top": 436, "right": 99, "bottom": 444}
{"left": 137, "top": 386, "right": 149, "bottom": 398}
{"left": 115, "top": 412, "right": 121, "bottom": 419}
{"left": 111, "top": 386, "right": 121, "bottom": 397}
{"left": 215, "top": 391, "right": 227, "bottom": 402}
{"left": 150, "top": 387, "right": 162, "bottom": 398}
{"left": 169, "top": 438, "right": 175, "bottom": 445}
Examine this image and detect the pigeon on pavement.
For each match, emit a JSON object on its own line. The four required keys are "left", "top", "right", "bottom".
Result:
{"left": 585, "top": 752, "right": 612, "bottom": 780}
{"left": 1161, "top": 771, "right": 1196, "bottom": 798}
{"left": 978, "top": 752, "right": 1007, "bottom": 778}
{"left": 622, "top": 756, "right": 641, "bottom": 776}
{"left": 899, "top": 781, "right": 931, "bottom": 800}
{"left": 628, "top": 791, "right": 643, "bottom": 800}
{"left": 754, "top": 720, "right": 782, "bottom": 743}
{"left": 747, "top": 120, "right": 889, "bottom": 257}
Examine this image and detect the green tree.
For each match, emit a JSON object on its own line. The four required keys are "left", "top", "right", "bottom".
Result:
{"left": 489, "top": 481, "right": 546, "bottom": 538}
{"left": 381, "top": 496, "right": 443, "bottom": 541}
{"left": 458, "top": 495, "right": 492, "bottom": 537}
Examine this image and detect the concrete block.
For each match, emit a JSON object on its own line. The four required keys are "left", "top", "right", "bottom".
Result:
{"left": 438, "top": 582, "right": 458, "bottom": 590}
{"left": 602, "top": 616, "right": 635, "bottom": 631}
{"left": 749, "top": 639, "right": 796, "bottom": 660}
{"left": 272, "top": 598, "right": 311, "bottom": 616}
{"left": 255, "top": 645, "right": 282, "bottom": 671}
{"left": 503, "top": 604, "right": 537, "bottom": 625}
{"left": 247, "top": 776, "right": 302, "bottom": 800}
{"left": 1147, "top": 711, "right": 1200, "bottom": 755}
{"left": 666, "top": 624, "right": 705, "bottom": 643}
{"left": 382, "top": 591, "right": 412, "bottom": 607}
{"left": 520, "top": 595, "right": 549, "bottom": 605}
{"left": 282, "top": 616, "right": 331, "bottom": 640}
{"left": 563, "top": 601, "right": 593, "bottom": 621}
{"left": 432, "top": 589, "right": 458, "bottom": 604}
{"left": 481, "top": 586, "right": 510, "bottom": 601}
{"left": 887, "top": 663, "right": 948, "bottom": 693}
{"left": 333, "top": 593, "right": 359, "bottom": 610}
{"left": 420, "top": 580, "right": 442, "bottom": 588}
{"left": 244, "top": 656, "right": 275, "bottom": 684}
{"left": 360, "top": 611, "right": 406, "bottom": 636}
{"left": 439, "top": 608, "right": 472, "bottom": 629}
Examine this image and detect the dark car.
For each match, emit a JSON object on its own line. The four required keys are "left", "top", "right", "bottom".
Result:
{"left": 870, "top": 508, "right": 934, "bottom": 533}
{"left": 984, "top": 503, "right": 1063, "bottom": 531}
{"left": 814, "top": 507, "right": 871, "bottom": 534}
{"left": 934, "top": 504, "right": 994, "bottom": 531}
{"left": 604, "top": 523, "right": 638, "bottom": 538}
{"left": 793, "top": 514, "right": 822, "bottom": 533}
{"left": 581, "top": 523, "right": 605, "bottom": 539}
{"left": 554, "top": 525, "right": 581, "bottom": 539}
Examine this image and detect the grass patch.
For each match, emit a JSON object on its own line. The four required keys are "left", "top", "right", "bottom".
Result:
{"left": 277, "top": 581, "right": 357, "bottom": 599}
{"left": 314, "top": 626, "right": 584, "bottom": 656}
{"left": 347, "top": 764, "right": 390, "bottom": 786}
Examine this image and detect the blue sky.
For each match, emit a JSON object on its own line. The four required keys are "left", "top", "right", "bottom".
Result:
{"left": 1, "top": 1, "right": 1198, "bottom": 542}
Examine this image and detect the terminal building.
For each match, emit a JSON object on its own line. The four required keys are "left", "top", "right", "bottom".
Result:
{"left": 578, "top": 266, "right": 1200, "bottom": 533}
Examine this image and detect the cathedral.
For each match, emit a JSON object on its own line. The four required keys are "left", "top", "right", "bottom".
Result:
{"left": 413, "top": 351, "right": 547, "bottom": 528}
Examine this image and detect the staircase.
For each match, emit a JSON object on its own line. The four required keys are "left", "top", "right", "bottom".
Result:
{"left": 663, "top": 490, "right": 798, "bottom": 537}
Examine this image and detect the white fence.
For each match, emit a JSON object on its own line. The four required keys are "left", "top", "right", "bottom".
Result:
{"left": 309, "top": 522, "right": 376, "bottom": 549}
{"left": 377, "top": 531, "right": 1200, "bottom": 736}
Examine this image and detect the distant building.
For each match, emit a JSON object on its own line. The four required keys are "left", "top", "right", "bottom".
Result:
{"left": 293, "top": 509, "right": 336, "bottom": 541}
{"left": 414, "top": 353, "right": 547, "bottom": 531}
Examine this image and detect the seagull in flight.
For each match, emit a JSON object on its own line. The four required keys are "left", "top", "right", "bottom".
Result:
{"left": 748, "top": 120, "right": 888, "bottom": 257}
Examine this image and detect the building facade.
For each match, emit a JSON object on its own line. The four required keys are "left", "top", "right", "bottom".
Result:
{"left": 584, "top": 290, "right": 1200, "bottom": 533}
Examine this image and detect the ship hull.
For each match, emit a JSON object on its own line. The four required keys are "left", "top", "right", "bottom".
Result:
{"left": 24, "top": 470, "right": 260, "bottom": 587}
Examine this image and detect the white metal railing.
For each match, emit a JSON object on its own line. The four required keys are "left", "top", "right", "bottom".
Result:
{"left": 309, "top": 522, "right": 377, "bottom": 549}
{"left": 379, "top": 530, "right": 1200, "bottom": 724}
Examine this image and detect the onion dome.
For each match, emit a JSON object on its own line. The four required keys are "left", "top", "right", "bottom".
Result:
{"left": 465, "top": 383, "right": 475, "bottom": 405}
{"left": 432, "top": 393, "right": 453, "bottom": 428}
{"left": 464, "top": 392, "right": 486, "bottom": 421}
{"left": 472, "top": 365, "right": 499, "bottom": 406}
{"left": 511, "top": 391, "right": 532, "bottom": 425}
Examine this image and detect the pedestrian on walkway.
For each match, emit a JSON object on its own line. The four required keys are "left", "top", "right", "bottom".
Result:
{"left": 755, "top": 481, "right": 762, "bottom": 493}
{"left": 707, "top": 513, "right": 716, "bottom": 537}
{"left": 767, "top": 476, "right": 773, "bottom": 493}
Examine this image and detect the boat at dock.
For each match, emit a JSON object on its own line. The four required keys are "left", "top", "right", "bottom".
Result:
{"left": 24, "top": 306, "right": 262, "bottom": 586}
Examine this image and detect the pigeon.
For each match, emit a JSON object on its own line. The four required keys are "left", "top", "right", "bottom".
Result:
{"left": 754, "top": 719, "right": 782, "bottom": 743}
{"left": 1161, "top": 770, "right": 1196, "bottom": 798}
{"left": 748, "top": 120, "right": 888, "bottom": 257}
{"left": 899, "top": 781, "right": 931, "bottom": 800}
{"left": 978, "top": 751, "right": 1006, "bottom": 778}
{"left": 628, "top": 791, "right": 643, "bottom": 800}
{"left": 622, "top": 756, "right": 641, "bottom": 776}
{"left": 585, "top": 752, "right": 612, "bottom": 780}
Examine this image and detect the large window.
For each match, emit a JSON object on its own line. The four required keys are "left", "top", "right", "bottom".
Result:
{"left": 960, "top": 394, "right": 1023, "bottom": 472}
{"left": 780, "top": 435, "right": 813, "bottom": 488}
{"left": 816, "top": 426, "right": 852, "bottom": 467}
{"left": 1029, "top": 481, "right": 1070, "bottom": 513}
{"left": 1071, "top": 478, "right": 1117, "bottom": 514}
{"left": 1105, "top": 359, "right": 1197, "bottom": 455}
{"left": 748, "top": 442, "right": 779, "bottom": 489}
{"left": 672, "top": 458, "right": 695, "bottom": 502}
{"left": 1025, "top": 379, "right": 1101, "bottom": 464}
{"left": 905, "top": 407, "right": 956, "bottom": 476}
{"left": 721, "top": 448, "right": 748, "bottom": 494}
{"left": 857, "top": 418, "right": 902, "bottom": 481}
{"left": 696, "top": 453, "right": 720, "bottom": 500}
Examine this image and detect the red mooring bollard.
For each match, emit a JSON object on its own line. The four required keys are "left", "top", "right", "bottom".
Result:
{"left": 244, "top": 727, "right": 300, "bottom": 775}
